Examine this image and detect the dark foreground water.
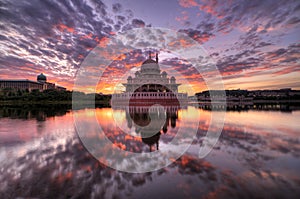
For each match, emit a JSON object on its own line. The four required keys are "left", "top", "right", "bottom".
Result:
{"left": 0, "top": 105, "right": 299, "bottom": 199}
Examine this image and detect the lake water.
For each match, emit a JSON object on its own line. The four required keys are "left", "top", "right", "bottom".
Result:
{"left": 0, "top": 105, "right": 300, "bottom": 199}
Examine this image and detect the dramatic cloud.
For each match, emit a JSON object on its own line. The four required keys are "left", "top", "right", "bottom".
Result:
{"left": 0, "top": 0, "right": 146, "bottom": 90}
{"left": 131, "top": 19, "right": 146, "bottom": 28}
{"left": 0, "top": 0, "right": 299, "bottom": 93}
{"left": 178, "top": 29, "right": 214, "bottom": 44}
{"left": 112, "top": 3, "right": 122, "bottom": 13}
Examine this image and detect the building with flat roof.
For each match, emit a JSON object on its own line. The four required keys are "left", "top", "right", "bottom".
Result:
{"left": 0, "top": 73, "right": 66, "bottom": 92}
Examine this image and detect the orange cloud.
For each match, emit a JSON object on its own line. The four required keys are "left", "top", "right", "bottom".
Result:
{"left": 55, "top": 23, "right": 75, "bottom": 34}
{"left": 168, "top": 38, "right": 195, "bottom": 48}
{"left": 175, "top": 11, "right": 189, "bottom": 22}
{"left": 80, "top": 32, "right": 93, "bottom": 40}
{"left": 98, "top": 36, "right": 110, "bottom": 48}
{"left": 178, "top": 0, "right": 199, "bottom": 8}
{"left": 272, "top": 65, "right": 300, "bottom": 76}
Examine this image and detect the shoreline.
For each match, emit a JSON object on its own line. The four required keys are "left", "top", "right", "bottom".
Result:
{"left": 0, "top": 100, "right": 111, "bottom": 106}
{"left": 1, "top": 99, "right": 300, "bottom": 105}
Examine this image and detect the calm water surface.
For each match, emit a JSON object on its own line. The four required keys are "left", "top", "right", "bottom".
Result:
{"left": 0, "top": 105, "right": 299, "bottom": 199}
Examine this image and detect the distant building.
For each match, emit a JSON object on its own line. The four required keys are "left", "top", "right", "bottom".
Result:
{"left": 195, "top": 88, "right": 300, "bottom": 102}
{"left": 55, "top": 85, "right": 67, "bottom": 91}
{"left": 0, "top": 79, "right": 44, "bottom": 92}
{"left": 0, "top": 73, "right": 66, "bottom": 91}
{"left": 196, "top": 89, "right": 252, "bottom": 102}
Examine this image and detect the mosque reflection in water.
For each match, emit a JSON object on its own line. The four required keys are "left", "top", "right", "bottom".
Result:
{"left": 115, "top": 105, "right": 184, "bottom": 152}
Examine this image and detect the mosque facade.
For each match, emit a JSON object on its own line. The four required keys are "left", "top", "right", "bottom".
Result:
{"left": 111, "top": 52, "right": 188, "bottom": 105}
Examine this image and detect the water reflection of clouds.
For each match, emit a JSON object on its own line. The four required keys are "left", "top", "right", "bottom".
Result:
{"left": 95, "top": 107, "right": 181, "bottom": 153}
{"left": 0, "top": 107, "right": 300, "bottom": 198}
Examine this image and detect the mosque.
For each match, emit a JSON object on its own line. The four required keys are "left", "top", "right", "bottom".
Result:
{"left": 111, "top": 52, "right": 188, "bottom": 105}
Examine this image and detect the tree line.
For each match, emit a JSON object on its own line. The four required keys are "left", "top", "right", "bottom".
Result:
{"left": 0, "top": 88, "right": 112, "bottom": 104}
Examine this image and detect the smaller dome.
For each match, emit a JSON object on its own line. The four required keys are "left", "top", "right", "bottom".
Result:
{"left": 170, "top": 76, "right": 176, "bottom": 83}
{"left": 37, "top": 73, "right": 46, "bottom": 81}
{"left": 127, "top": 76, "right": 132, "bottom": 79}
{"left": 161, "top": 71, "right": 167, "bottom": 75}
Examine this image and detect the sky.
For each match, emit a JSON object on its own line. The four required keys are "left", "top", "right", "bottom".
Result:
{"left": 0, "top": 0, "right": 299, "bottom": 94}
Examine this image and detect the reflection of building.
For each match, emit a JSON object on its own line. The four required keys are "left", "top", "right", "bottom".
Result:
{"left": 112, "top": 52, "right": 188, "bottom": 105}
{"left": 142, "top": 132, "right": 161, "bottom": 152}
{"left": 0, "top": 73, "right": 66, "bottom": 91}
{"left": 122, "top": 105, "right": 181, "bottom": 152}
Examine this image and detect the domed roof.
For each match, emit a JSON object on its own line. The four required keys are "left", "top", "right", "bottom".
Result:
{"left": 170, "top": 76, "right": 175, "bottom": 79}
{"left": 161, "top": 71, "right": 167, "bottom": 75}
{"left": 142, "top": 58, "right": 157, "bottom": 65}
{"left": 37, "top": 73, "right": 46, "bottom": 81}
{"left": 141, "top": 61, "right": 160, "bottom": 74}
{"left": 140, "top": 52, "right": 161, "bottom": 74}
{"left": 142, "top": 132, "right": 160, "bottom": 146}
{"left": 127, "top": 76, "right": 132, "bottom": 79}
